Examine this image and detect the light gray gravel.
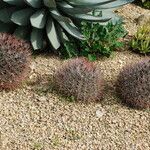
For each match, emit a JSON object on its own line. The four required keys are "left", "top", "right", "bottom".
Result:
{"left": 0, "top": 51, "right": 149, "bottom": 150}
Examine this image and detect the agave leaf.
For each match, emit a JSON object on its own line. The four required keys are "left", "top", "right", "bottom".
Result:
{"left": 43, "top": 0, "right": 56, "bottom": 8}
{"left": 11, "top": 8, "right": 35, "bottom": 25}
{"left": 57, "top": 2, "right": 93, "bottom": 14}
{"left": 65, "top": 0, "right": 117, "bottom": 6}
{"left": 59, "top": 21, "right": 85, "bottom": 40}
{"left": 0, "top": 21, "right": 15, "bottom": 33}
{"left": 25, "top": 0, "right": 42, "bottom": 8}
{"left": 50, "top": 10, "right": 72, "bottom": 23}
{"left": 0, "top": 7, "right": 16, "bottom": 23}
{"left": 68, "top": 13, "right": 112, "bottom": 22}
{"left": 30, "top": 9, "right": 47, "bottom": 29}
{"left": 31, "top": 28, "right": 43, "bottom": 50}
{"left": 3, "top": 0, "right": 26, "bottom": 6}
{"left": 14, "top": 26, "right": 30, "bottom": 40}
{"left": 0, "top": 1, "right": 9, "bottom": 8}
{"left": 46, "top": 18, "right": 60, "bottom": 49}
{"left": 95, "top": 0, "right": 134, "bottom": 9}
{"left": 56, "top": 24, "right": 69, "bottom": 43}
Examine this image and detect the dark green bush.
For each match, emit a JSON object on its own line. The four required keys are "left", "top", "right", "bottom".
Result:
{"left": 61, "top": 20, "right": 127, "bottom": 60}
{"left": 135, "top": 0, "right": 150, "bottom": 9}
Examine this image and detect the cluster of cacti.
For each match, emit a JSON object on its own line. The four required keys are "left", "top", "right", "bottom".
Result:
{"left": 0, "top": 33, "right": 31, "bottom": 90}
{"left": 116, "top": 59, "right": 150, "bottom": 109}
{"left": 0, "top": 0, "right": 134, "bottom": 51}
{"left": 0, "top": 31, "right": 149, "bottom": 109}
{"left": 54, "top": 57, "right": 104, "bottom": 102}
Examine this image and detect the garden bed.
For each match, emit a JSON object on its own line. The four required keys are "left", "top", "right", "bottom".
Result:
{"left": 0, "top": 4, "right": 150, "bottom": 150}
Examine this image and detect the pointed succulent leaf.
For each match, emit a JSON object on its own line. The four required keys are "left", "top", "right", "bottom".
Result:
{"left": 65, "top": 0, "right": 117, "bottom": 6}
{"left": 30, "top": 9, "right": 47, "bottom": 29}
{"left": 11, "top": 8, "right": 34, "bottom": 25}
{"left": 95, "top": 0, "right": 134, "bottom": 9}
{"left": 0, "top": 21, "right": 15, "bottom": 33}
{"left": 31, "top": 28, "right": 43, "bottom": 50}
{"left": 25, "top": 0, "right": 42, "bottom": 8}
{"left": 3, "top": 0, "right": 25, "bottom": 6}
{"left": 14, "top": 26, "right": 30, "bottom": 40}
{"left": 46, "top": 18, "right": 60, "bottom": 49}
{"left": 0, "top": 7, "right": 16, "bottom": 23}
{"left": 50, "top": 10, "right": 71, "bottom": 23}
{"left": 59, "top": 22, "right": 85, "bottom": 40}
{"left": 43, "top": 0, "right": 56, "bottom": 8}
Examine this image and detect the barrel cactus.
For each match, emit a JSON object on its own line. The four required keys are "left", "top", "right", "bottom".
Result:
{"left": 0, "top": 0, "right": 134, "bottom": 51}
{"left": 117, "top": 59, "right": 150, "bottom": 109}
{"left": 0, "top": 33, "right": 31, "bottom": 90}
{"left": 54, "top": 57, "right": 104, "bottom": 102}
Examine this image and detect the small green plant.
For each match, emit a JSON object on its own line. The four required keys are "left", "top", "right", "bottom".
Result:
{"left": 135, "top": 0, "right": 150, "bottom": 9}
{"left": 116, "top": 59, "right": 150, "bottom": 109}
{"left": 54, "top": 57, "right": 104, "bottom": 102}
{"left": 143, "top": 1, "right": 150, "bottom": 9}
{"left": 33, "top": 143, "right": 43, "bottom": 150}
{"left": 62, "top": 20, "right": 126, "bottom": 60}
{"left": 0, "top": 33, "right": 31, "bottom": 90}
{"left": 131, "top": 21, "right": 150, "bottom": 54}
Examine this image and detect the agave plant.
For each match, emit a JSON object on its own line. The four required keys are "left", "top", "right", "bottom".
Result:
{"left": 0, "top": 0, "right": 134, "bottom": 51}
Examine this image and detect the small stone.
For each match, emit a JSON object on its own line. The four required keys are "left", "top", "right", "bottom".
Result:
{"left": 29, "top": 73, "right": 38, "bottom": 80}
{"left": 135, "top": 13, "right": 150, "bottom": 26}
{"left": 96, "top": 110, "right": 105, "bottom": 118}
{"left": 30, "top": 62, "right": 36, "bottom": 72}
{"left": 39, "top": 96, "right": 47, "bottom": 101}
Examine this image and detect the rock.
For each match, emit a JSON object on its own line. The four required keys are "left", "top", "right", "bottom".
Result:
{"left": 135, "top": 13, "right": 150, "bottom": 26}
{"left": 96, "top": 109, "right": 105, "bottom": 118}
{"left": 29, "top": 73, "right": 38, "bottom": 80}
{"left": 30, "top": 62, "right": 36, "bottom": 73}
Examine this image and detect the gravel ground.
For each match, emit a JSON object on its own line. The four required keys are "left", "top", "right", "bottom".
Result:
{"left": 0, "top": 4, "right": 150, "bottom": 150}
{"left": 117, "top": 3, "right": 149, "bottom": 35}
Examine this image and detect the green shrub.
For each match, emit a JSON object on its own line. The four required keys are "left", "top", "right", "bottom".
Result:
{"left": 0, "top": 33, "right": 31, "bottom": 90}
{"left": 135, "top": 0, "right": 150, "bottom": 9}
{"left": 131, "top": 21, "right": 150, "bottom": 54}
{"left": 116, "top": 59, "right": 150, "bottom": 109}
{"left": 143, "top": 1, "right": 150, "bottom": 9}
{"left": 54, "top": 57, "right": 104, "bottom": 102}
{"left": 62, "top": 20, "right": 127, "bottom": 60}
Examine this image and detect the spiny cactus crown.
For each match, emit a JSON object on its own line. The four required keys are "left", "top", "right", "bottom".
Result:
{"left": 54, "top": 57, "right": 104, "bottom": 102}
{"left": 117, "top": 59, "right": 150, "bottom": 109}
{"left": 0, "top": 33, "right": 31, "bottom": 90}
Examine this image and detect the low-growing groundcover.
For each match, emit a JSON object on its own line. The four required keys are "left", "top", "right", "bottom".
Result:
{"left": 130, "top": 19, "right": 150, "bottom": 54}
{"left": 62, "top": 20, "right": 127, "bottom": 60}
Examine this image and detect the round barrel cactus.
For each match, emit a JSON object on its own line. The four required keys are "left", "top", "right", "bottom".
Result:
{"left": 54, "top": 57, "right": 105, "bottom": 102}
{"left": 0, "top": 0, "right": 134, "bottom": 51}
{"left": 117, "top": 59, "right": 150, "bottom": 109}
{"left": 0, "top": 33, "right": 31, "bottom": 90}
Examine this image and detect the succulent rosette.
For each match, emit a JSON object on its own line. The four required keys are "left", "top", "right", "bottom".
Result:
{"left": 0, "top": 0, "right": 134, "bottom": 50}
